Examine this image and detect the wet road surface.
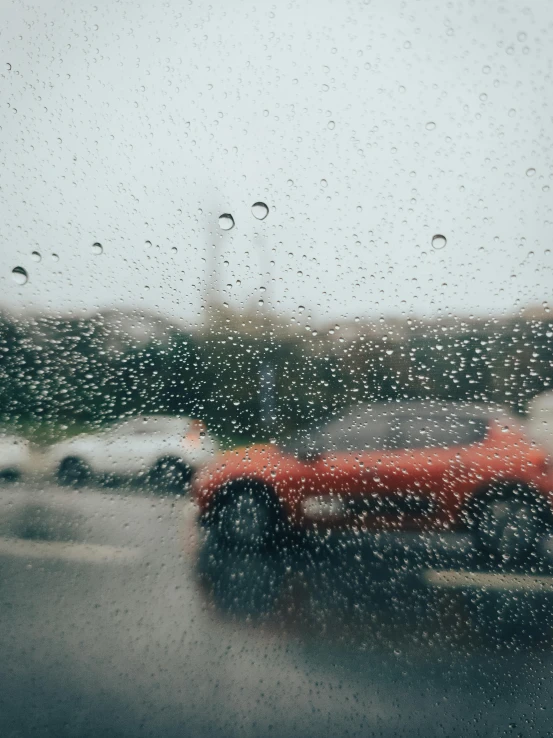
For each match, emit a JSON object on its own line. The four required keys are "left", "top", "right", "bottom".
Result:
{"left": 0, "top": 482, "right": 552, "bottom": 738}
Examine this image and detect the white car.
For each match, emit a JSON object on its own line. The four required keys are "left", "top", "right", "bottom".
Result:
{"left": 527, "top": 391, "right": 553, "bottom": 455}
{"left": 48, "top": 415, "right": 218, "bottom": 489}
{"left": 0, "top": 434, "right": 30, "bottom": 481}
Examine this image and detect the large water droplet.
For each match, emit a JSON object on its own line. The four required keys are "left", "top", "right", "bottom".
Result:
{"left": 12, "top": 267, "right": 28, "bottom": 285}
{"left": 31, "top": 251, "right": 41, "bottom": 262}
{"left": 431, "top": 234, "right": 447, "bottom": 250}
{"left": 251, "top": 202, "right": 269, "bottom": 220}
{"left": 526, "top": 167, "right": 536, "bottom": 177}
{"left": 425, "top": 121, "right": 436, "bottom": 131}
{"left": 327, "top": 120, "right": 335, "bottom": 130}
{"left": 218, "top": 213, "right": 235, "bottom": 231}
{"left": 92, "top": 242, "right": 103, "bottom": 255}
{"left": 51, "top": 253, "right": 59, "bottom": 262}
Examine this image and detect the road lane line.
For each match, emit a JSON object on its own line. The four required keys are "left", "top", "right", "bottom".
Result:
{"left": 0, "top": 536, "right": 142, "bottom": 564}
{"left": 424, "top": 568, "right": 553, "bottom": 592}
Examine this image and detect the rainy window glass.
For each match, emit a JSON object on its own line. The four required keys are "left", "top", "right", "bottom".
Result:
{"left": 397, "top": 412, "right": 488, "bottom": 449}
{"left": 3, "top": 1, "right": 553, "bottom": 737}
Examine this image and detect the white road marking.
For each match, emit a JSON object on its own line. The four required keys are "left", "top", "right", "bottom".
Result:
{"left": 0, "top": 536, "right": 142, "bottom": 564}
{"left": 424, "top": 568, "right": 553, "bottom": 592}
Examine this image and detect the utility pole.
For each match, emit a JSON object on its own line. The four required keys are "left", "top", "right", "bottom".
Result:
{"left": 203, "top": 200, "right": 224, "bottom": 335}
{"left": 256, "top": 233, "right": 277, "bottom": 436}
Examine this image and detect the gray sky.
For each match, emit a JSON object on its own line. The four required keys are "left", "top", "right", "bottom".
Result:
{"left": 1, "top": 0, "right": 552, "bottom": 328}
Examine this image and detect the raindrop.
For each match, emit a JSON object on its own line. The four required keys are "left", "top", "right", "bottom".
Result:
{"left": 92, "top": 242, "right": 103, "bottom": 255}
{"left": 145, "top": 240, "right": 152, "bottom": 248}
{"left": 6, "top": 63, "right": 11, "bottom": 71}
{"left": 320, "top": 179, "right": 328, "bottom": 188}
{"left": 31, "top": 251, "right": 41, "bottom": 262}
{"left": 508, "top": 108, "right": 516, "bottom": 118}
{"left": 218, "top": 213, "right": 235, "bottom": 230}
{"left": 11, "top": 267, "right": 28, "bottom": 285}
{"left": 431, "top": 234, "right": 447, "bottom": 250}
{"left": 52, "top": 253, "right": 59, "bottom": 262}
{"left": 251, "top": 202, "right": 269, "bottom": 220}
{"left": 327, "top": 120, "right": 335, "bottom": 130}
{"left": 425, "top": 121, "right": 436, "bottom": 131}
{"left": 526, "top": 168, "right": 536, "bottom": 177}
{"left": 171, "top": 246, "right": 178, "bottom": 254}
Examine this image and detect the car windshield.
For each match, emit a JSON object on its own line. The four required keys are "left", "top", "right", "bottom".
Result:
{"left": 3, "top": 1, "right": 553, "bottom": 738}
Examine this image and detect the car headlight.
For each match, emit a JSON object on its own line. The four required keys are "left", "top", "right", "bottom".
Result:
{"left": 301, "top": 495, "right": 346, "bottom": 520}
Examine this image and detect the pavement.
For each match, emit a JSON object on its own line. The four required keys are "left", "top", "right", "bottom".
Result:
{"left": 1, "top": 481, "right": 553, "bottom": 738}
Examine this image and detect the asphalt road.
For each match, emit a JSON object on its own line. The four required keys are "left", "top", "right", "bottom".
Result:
{"left": 1, "top": 482, "right": 553, "bottom": 738}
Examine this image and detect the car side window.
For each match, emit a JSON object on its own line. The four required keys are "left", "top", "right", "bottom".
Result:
{"left": 319, "top": 414, "right": 395, "bottom": 452}
{"left": 397, "top": 414, "right": 488, "bottom": 449}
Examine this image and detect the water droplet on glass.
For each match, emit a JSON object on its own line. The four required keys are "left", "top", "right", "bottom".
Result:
{"left": 11, "top": 267, "right": 28, "bottom": 285}
{"left": 251, "top": 202, "right": 269, "bottom": 220}
{"left": 287, "top": 179, "right": 294, "bottom": 186}
{"left": 31, "top": 251, "right": 41, "bottom": 262}
{"left": 51, "top": 253, "right": 59, "bottom": 262}
{"left": 482, "top": 65, "right": 491, "bottom": 74}
{"left": 327, "top": 120, "right": 335, "bottom": 130}
{"left": 425, "top": 121, "right": 436, "bottom": 131}
{"left": 526, "top": 168, "right": 536, "bottom": 177}
{"left": 145, "top": 240, "right": 152, "bottom": 248}
{"left": 517, "top": 31, "right": 527, "bottom": 42}
{"left": 92, "top": 242, "right": 103, "bottom": 255}
{"left": 508, "top": 108, "right": 516, "bottom": 118}
{"left": 431, "top": 234, "right": 447, "bottom": 250}
{"left": 320, "top": 179, "right": 328, "bottom": 188}
{"left": 171, "top": 246, "right": 177, "bottom": 254}
{"left": 6, "top": 63, "right": 11, "bottom": 71}
{"left": 298, "top": 305, "right": 305, "bottom": 313}
{"left": 218, "top": 213, "right": 235, "bottom": 230}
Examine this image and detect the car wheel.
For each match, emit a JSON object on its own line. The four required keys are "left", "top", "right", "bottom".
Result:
{"left": 472, "top": 493, "right": 548, "bottom": 569}
{"left": 57, "top": 457, "right": 91, "bottom": 487}
{"left": 0, "top": 468, "right": 21, "bottom": 483}
{"left": 207, "top": 486, "right": 284, "bottom": 552}
{"left": 197, "top": 484, "right": 288, "bottom": 615}
{"left": 149, "top": 457, "right": 192, "bottom": 492}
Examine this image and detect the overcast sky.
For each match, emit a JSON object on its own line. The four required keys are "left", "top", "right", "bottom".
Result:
{"left": 1, "top": 0, "right": 552, "bottom": 328}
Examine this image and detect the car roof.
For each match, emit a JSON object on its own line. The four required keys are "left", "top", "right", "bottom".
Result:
{"left": 338, "top": 400, "right": 513, "bottom": 422}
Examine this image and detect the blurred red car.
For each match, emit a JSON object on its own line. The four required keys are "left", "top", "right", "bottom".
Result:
{"left": 191, "top": 401, "right": 553, "bottom": 566}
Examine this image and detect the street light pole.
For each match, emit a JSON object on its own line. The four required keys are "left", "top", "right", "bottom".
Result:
{"left": 256, "top": 234, "right": 277, "bottom": 437}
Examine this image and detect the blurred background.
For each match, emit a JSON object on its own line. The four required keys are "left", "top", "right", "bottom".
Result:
{"left": 2, "top": 0, "right": 553, "bottom": 736}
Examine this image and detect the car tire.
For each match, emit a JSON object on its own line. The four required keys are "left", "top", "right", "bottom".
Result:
{"left": 57, "top": 457, "right": 91, "bottom": 487}
{"left": 149, "top": 457, "right": 192, "bottom": 492}
{"left": 471, "top": 491, "right": 548, "bottom": 569}
{"left": 205, "top": 485, "right": 286, "bottom": 553}
{"left": 0, "top": 468, "right": 21, "bottom": 483}
{"left": 197, "top": 483, "right": 288, "bottom": 615}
